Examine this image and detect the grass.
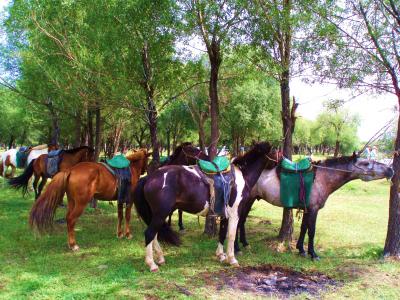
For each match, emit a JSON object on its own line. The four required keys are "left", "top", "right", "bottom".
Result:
{"left": 0, "top": 177, "right": 399, "bottom": 299}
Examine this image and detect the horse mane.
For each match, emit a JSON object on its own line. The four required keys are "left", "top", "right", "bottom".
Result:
{"left": 126, "top": 149, "right": 147, "bottom": 161}
{"left": 315, "top": 155, "right": 357, "bottom": 167}
{"left": 63, "top": 146, "right": 94, "bottom": 154}
{"left": 233, "top": 142, "right": 272, "bottom": 168}
{"left": 168, "top": 142, "right": 193, "bottom": 161}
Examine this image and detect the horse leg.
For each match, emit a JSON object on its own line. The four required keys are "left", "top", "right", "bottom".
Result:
{"left": 167, "top": 212, "right": 172, "bottom": 227}
{"left": 144, "top": 218, "right": 165, "bottom": 272}
{"left": 124, "top": 203, "right": 133, "bottom": 239}
{"left": 117, "top": 203, "right": 124, "bottom": 238}
{"left": 240, "top": 198, "right": 256, "bottom": 249}
{"left": 216, "top": 218, "right": 228, "bottom": 262}
{"left": 66, "top": 201, "right": 86, "bottom": 251}
{"left": 306, "top": 210, "right": 319, "bottom": 260}
{"left": 37, "top": 177, "right": 48, "bottom": 199}
{"left": 33, "top": 175, "right": 40, "bottom": 199}
{"left": 11, "top": 166, "right": 15, "bottom": 178}
{"left": 178, "top": 209, "right": 184, "bottom": 231}
{"left": 153, "top": 234, "right": 165, "bottom": 265}
{"left": 226, "top": 212, "right": 240, "bottom": 267}
{"left": 296, "top": 212, "right": 308, "bottom": 257}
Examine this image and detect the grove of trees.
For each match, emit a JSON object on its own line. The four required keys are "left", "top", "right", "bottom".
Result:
{"left": 0, "top": 0, "right": 399, "bottom": 257}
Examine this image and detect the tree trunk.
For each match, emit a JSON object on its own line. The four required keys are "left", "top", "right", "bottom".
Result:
{"left": 383, "top": 102, "right": 400, "bottom": 257}
{"left": 198, "top": 117, "right": 206, "bottom": 152}
{"left": 142, "top": 43, "right": 160, "bottom": 164}
{"left": 8, "top": 135, "right": 15, "bottom": 149}
{"left": 334, "top": 140, "right": 340, "bottom": 157}
{"left": 278, "top": 75, "right": 297, "bottom": 242}
{"left": 166, "top": 129, "right": 171, "bottom": 156}
{"left": 94, "top": 100, "right": 102, "bottom": 160}
{"left": 47, "top": 100, "right": 60, "bottom": 146}
{"left": 87, "top": 108, "right": 94, "bottom": 148}
{"left": 74, "top": 112, "right": 82, "bottom": 147}
{"left": 204, "top": 40, "right": 221, "bottom": 237}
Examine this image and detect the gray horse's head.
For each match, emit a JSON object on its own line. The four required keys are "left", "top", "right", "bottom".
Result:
{"left": 350, "top": 155, "right": 394, "bottom": 181}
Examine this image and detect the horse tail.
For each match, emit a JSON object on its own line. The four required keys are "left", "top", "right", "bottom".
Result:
{"left": 29, "top": 171, "right": 69, "bottom": 233}
{"left": 8, "top": 159, "right": 35, "bottom": 195}
{"left": 133, "top": 177, "right": 180, "bottom": 246}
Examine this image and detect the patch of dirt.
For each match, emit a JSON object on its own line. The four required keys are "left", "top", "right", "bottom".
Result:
{"left": 199, "top": 264, "right": 338, "bottom": 298}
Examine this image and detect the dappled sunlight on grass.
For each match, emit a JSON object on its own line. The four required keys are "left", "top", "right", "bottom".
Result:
{"left": 0, "top": 178, "right": 399, "bottom": 298}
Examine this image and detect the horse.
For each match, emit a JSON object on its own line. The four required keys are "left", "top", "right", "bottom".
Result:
{"left": 1, "top": 148, "right": 18, "bottom": 178}
{"left": 233, "top": 153, "right": 394, "bottom": 260}
{"left": 155, "top": 142, "right": 210, "bottom": 231}
{"left": 133, "top": 142, "right": 275, "bottom": 272}
{"left": 9, "top": 146, "right": 95, "bottom": 199}
{"left": 29, "top": 149, "right": 150, "bottom": 250}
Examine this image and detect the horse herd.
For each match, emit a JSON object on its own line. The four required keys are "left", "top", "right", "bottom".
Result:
{"left": 0, "top": 142, "right": 394, "bottom": 272}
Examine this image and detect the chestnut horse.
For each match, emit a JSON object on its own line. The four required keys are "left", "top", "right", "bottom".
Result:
{"left": 9, "top": 146, "right": 95, "bottom": 198}
{"left": 233, "top": 154, "right": 394, "bottom": 259}
{"left": 133, "top": 142, "right": 275, "bottom": 272}
{"left": 29, "top": 149, "right": 150, "bottom": 250}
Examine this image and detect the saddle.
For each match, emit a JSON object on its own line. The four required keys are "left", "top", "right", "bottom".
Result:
{"left": 197, "top": 156, "right": 234, "bottom": 218}
{"left": 16, "top": 147, "right": 30, "bottom": 168}
{"left": 104, "top": 155, "right": 132, "bottom": 205}
{"left": 46, "top": 150, "right": 64, "bottom": 177}
{"left": 278, "top": 157, "right": 314, "bottom": 209}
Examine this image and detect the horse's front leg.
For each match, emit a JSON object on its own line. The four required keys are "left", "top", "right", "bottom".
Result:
{"left": 296, "top": 212, "right": 308, "bottom": 257}
{"left": 307, "top": 209, "right": 319, "bottom": 260}
{"left": 227, "top": 212, "right": 240, "bottom": 266}
{"left": 37, "top": 177, "right": 48, "bottom": 199}
{"left": 117, "top": 203, "right": 124, "bottom": 238}
{"left": 216, "top": 218, "right": 228, "bottom": 262}
{"left": 124, "top": 204, "right": 133, "bottom": 239}
{"left": 33, "top": 175, "right": 40, "bottom": 199}
{"left": 178, "top": 209, "right": 185, "bottom": 231}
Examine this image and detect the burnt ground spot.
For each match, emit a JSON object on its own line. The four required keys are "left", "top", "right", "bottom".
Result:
{"left": 197, "top": 264, "right": 338, "bottom": 298}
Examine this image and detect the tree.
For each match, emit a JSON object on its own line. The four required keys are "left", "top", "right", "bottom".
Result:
{"left": 314, "top": 0, "right": 400, "bottom": 257}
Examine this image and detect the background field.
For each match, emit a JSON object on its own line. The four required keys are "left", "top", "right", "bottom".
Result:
{"left": 0, "top": 177, "right": 399, "bottom": 299}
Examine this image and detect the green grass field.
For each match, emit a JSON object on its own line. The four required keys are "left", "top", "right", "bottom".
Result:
{"left": 0, "top": 177, "right": 399, "bottom": 299}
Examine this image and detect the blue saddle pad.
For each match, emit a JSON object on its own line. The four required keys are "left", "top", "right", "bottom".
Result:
{"left": 112, "top": 167, "right": 132, "bottom": 205}
{"left": 46, "top": 152, "right": 63, "bottom": 177}
{"left": 48, "top": 149, "right": 63, "bottom": 158}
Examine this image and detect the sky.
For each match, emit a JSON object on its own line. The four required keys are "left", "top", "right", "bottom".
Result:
{"left": 0, "top": 0, "right": 396, "bottom": 141}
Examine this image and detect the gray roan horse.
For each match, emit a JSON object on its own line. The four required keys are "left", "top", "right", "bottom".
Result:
{"left": 233, "top": 153, "right": 394, "bottom": 260}
{"left": 133, "top": 142, "right": 275, "bottom": 272}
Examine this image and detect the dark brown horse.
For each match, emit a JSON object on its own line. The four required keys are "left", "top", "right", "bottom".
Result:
{"left": 29, "top": 149, "right": 150, "bottom": 250}
{"left": 133, "top": 142, "right": 275, "bottom": 272}
{"left": 155, "top": 143, "right": 210, "bottom": 231}
{"left": 9, "top": 146, "right": 95, "bottom": 198}
{"left": 233, "top": 154, "right": 394, "bottom": 259}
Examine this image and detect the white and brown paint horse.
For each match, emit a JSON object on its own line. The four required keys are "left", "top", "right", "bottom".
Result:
{"left": 133, "top": 142, "right": 275, "bottom": 272}
{"left": 234, "top": 153, "right": 394, "bottom": 260}
{"left": 1, "top": 148, "right": 18, "bottom": 178}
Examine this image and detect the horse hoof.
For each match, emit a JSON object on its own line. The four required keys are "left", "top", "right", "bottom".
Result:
{"left": 231, "top": 262, "right": 240, "bottom": 268}
{"left": 157, "top": 258, "right": 165, "bottom": 265}
{"left": 311, "top": 256, "right": 320, "bottom": 261}
{"left": 236, "top": 251, "right": 243, "bottom": 256}
{"left": 299, "top": 252, "right": 307, "bottom": 257}
{"left": 70, "top": 245, "right": 80, "bottom": 252}
{"left": 150, "top": 267, "right": 159, "bottom": 272}
{"left": 125, "top": 233, "right": 133, "bottom": 240}
{"left": 243, "top": 245, "right": 251, "bottom": 250}
{"left": 117, "top": 233, "right": 124, "bottom": 239}
{"left": 217, "top": 254, "right": 227, "bottom": 263}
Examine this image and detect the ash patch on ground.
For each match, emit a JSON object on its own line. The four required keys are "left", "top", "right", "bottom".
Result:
{"left": 199, "top": 264, "right": 338, "bottom": 298}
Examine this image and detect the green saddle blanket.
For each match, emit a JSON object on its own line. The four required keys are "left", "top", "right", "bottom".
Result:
{"left": 106, "top": 154, "right": 130, "bottom": 169}
{"left": 198, "top": 156, "right": 230, "bottom": 174}
{"left": 159, "top": 156, "right": 169, "bottom": 164}
{"left": 280, "top": 158, "right": 313, "bottom": 209}
{"left": 281, "top": 158, "right": 311, "bottom": 171}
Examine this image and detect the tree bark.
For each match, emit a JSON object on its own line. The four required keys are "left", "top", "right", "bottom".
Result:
{"left": 198, "top": 118, "right": 206, "bottom": 152}
{"left": 94, "top": 100, "right": 102, "bottom": 160}
{"left": 8, "top": 135, "right": 15, "bottom": 149}
{"left": 334, "top": 140, "right": 340, "bottom": 157}
{"left": 384, "top": 97, "right": 400, "bottom": 258}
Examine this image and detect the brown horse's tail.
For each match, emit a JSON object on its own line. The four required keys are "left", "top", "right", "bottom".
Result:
{"left": 29, "top": 171, "right": 69, "bottom": 233}
{"left": 0, "top": 160, "right": 3, "bottom": 177}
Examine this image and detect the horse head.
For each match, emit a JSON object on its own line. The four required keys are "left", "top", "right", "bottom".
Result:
{"left": 349, "top": 152, "right": 394, "bottom": 181}
{"left": 126, "top": 149, "right": 151, "bottom": 175}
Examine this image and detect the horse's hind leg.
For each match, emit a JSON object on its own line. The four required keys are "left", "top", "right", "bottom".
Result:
{"left": 33, "top": 175, "right": 40, "bottom": 199}
{"left": 178, "top": 209, "right": 185, "bottom": 231}
{"left": 37, "top": 177, "right": 48, "bottom": 199}
{"left": 124, "top": 203, "right": 133, "bottom": 239}
{"left": 296, "top": 212, "right": 308, "bottom": 257}
{"left": 306, "top": 210, "right": 319, "bottom": 260}
{"left": 226, "top": 212, "right": 240, "bottom": 267}
{"left": 117, "top": 203, "right": 124, "bottom": 238}
{"left": 153, "top": 234, "right": 165, "bottom": 265}
{"left": 216, "top": 218, "right": 228, "bottom": 262}
{"left": 66, "top": 201, "right": 86, "bottom": 251}
{"left": 144, "top": 217, "right": 166, "bottom": 272}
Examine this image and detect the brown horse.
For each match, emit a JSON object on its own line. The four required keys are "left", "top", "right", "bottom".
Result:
{"left": 29, "top": 149, "right": 150, "bottom": 251}
{"left": 9, "top": 146, "right": 95, "bottom": 198}
{"left": 233, "top": 154, "right": 394, "bottom": 259}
